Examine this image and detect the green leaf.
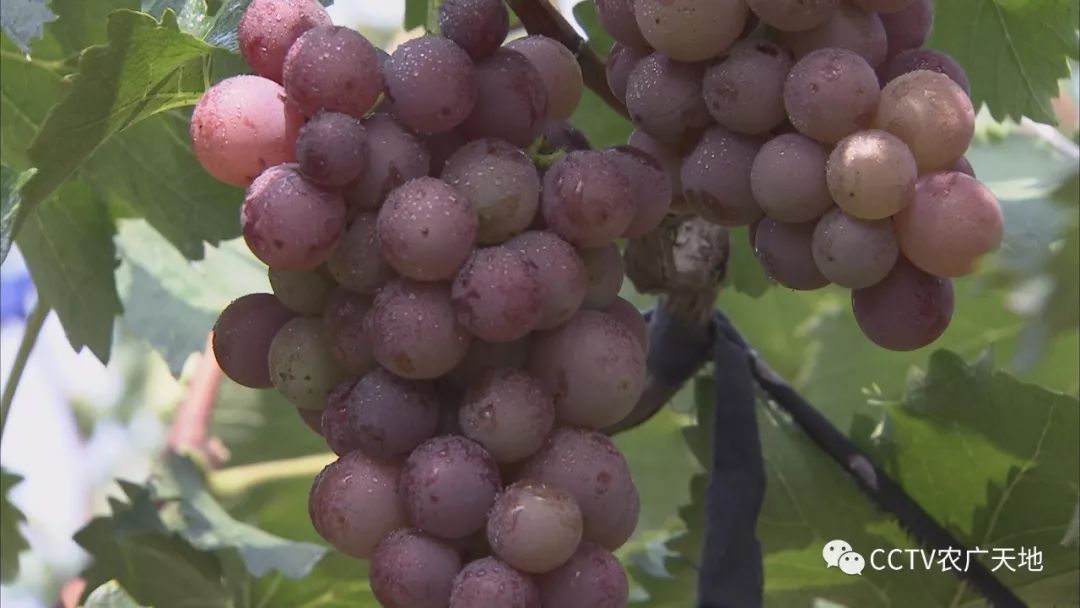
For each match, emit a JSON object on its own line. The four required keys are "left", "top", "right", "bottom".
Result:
{"left": 50, "top": 0, "right": 140, "bottom": 57}
{"left": 84, "top": 581, "right": 147, "bottom": 608}
{"left": 0, "top": 469, "right": 29, "bottom": 583}
{"left": 115, "top": 220, "right": 264, "bottom": 375}
{"left": 404, "top": 0, "right": 429, "bottom": 31}
{"left": 572, "top": 1, "right": 615, "bottom": 56}
{"left": 76, "top": 490, "right": 231, "bottom": 608}
{"left": 885, "top": 351, "right": 1080, "bottom": 605}
{"left": 16, "top": 179, "right": 122, "bottom": 361}
{"left": 1, "top": 167, "right": 34, "bottom": 263}
{"left": 929, "top": 0, "right": 1080, "bottom": 124}
{"left": 0, "top": 36, "right": 66, "bottom": 169}
{"left": 0, "top": 0, "right": 56, "bottom": 53}
{"left": 17, "top": 9, "right": 215, "bottom": 232}
{"left": 87, "top": 111, "right": 243, "bottom": 259}
{"left": 154, "top": 455, "right": 328, "bottom": 579}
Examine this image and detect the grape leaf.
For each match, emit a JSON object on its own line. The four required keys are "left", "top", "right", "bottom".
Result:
{"left": 0, "top": 0, "right": 56, "bottom": 53}
{"left": 0, "top": 469, "right": 29, "bottom": 583}
{"left": 84, "top": 581, "right": 147, "bottom": 608}
{"left": 114, "top": 220, "right": 264, "bottom": 375}
{"left": 49, "top": 0, "right": 140, "bottom": 57}
{"left": 0, "top": 36, "right": 66, "bottom": 170}
{"left": 78, "top": 456, "right": 330, "bottom": 606}
{"left": 16, "top": 9, "right": 214, "bottom": 231}
{"left": 15, "top": 179, "right": 122, "bottom": 361}
{"left": 87, "top": 111, "right": 243, "bottom": 259}
{"left": 0, "top": 167, "right": 34, "bottom": 264}
{"left": 404, "top": 0, "right": 429, "bottom": 31}
{"left": 153, "top": 455, "right": 328, "bottom": 579}
{"left": 929, "top": 0, "right": 1080, "bottom": 124}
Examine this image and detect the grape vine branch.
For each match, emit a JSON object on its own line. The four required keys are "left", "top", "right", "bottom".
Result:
{"left": 508, "top": 1, "right": 1028, "bottom": 606}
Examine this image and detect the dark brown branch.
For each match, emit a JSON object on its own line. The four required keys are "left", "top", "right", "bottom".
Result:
{"left": 505, "top": 0, "right": 629, "bottom": 118}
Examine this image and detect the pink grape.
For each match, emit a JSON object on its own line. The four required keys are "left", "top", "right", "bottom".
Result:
{"left": 634, "top": 0, "right": 749, "bottom": 62}
{"left": 449, "top": 557, "right": 541, "bottom": 608}
{"left": 505, "top": 35, "right": 583, "bottom": 120}
{"left": 366, "top": 280, "right": 472, "bottom": 379}
{"left": 370, "top": 529, "right": 463, "bottom": 608}
{"left": 441, "top": 139, "right": 541, "bottom": 245}
{"left": 605, "top": 146, "right": 673, "bottom": 237}
{"left": 321, "top": 380, "right": 360, "bottom": 455}
{"left": 579, "top": 244, "right": 625, "bottom": 310}
{"left": 505, "top": 231, "right": 587, "bottom": 329}
{"left": 439, "top": 0, "right": 509, "bottom": 60}
{"left": 681, "top": 125, "right": 764, "bottom": 226}
{"left": 345, "top": 114, "right": 431, "bottom": 212}
{"left": 537, "top": 542, "right": 630, "bottom": 608}
{"left": 753, "top": 218, "right": 831, "bottom": 290}
{"left": 461, "top": 49, "right": 549, "bottom": 148}
{"left": 451, "top": 246, "right": 544, "bottom": 342}
{"left": 783, "top": 48, "right": 881, "bottom": 144}
{"left": 487, "top": 481, "right": 583, "bottom": 573}
{"left": 778, "top": 4, "right": 888, "bottom": 68}
{"left": 423, "top": 129, "right": 468, "bottom": 175}
{"left": 703, "top": 39, "right": 794, "bottom": 135}
{"left": 326, "top": 213, "right": 395, "bottom": 295}
{"left": 595, "top": 0, "right": 649, "bottom": 48}
{"left": 628, "top": 128, "right": 683, "bottom": 194}
{"left": 343, "top": 368, "right": 440, "bottom": 461}
{"left": 604, "top": 296, "right": 648, "bottom": 350}
{"left": 746, "top": 0, "right": 837, "bottom": 31}
{"left": 826, "top": 129, "right": 917, "bottom": 219}
{"left": 852, "top": 258, "right": 954, "bottom": 351}
{"left": 297, "top": 406, "right": 323, "bottom": 436}
{"left": 527, "top": 311, "right": 645, "bottom": 429}
{"left": 241, "top": 164, "right": 346, "bottom": 270}
{"left": 874, "top": 70, "right": 975, "bottom": 172}
{"left": 751, "top": 133, "right": 834, "bottom": 223}
{"left": 238, "top": 0, "right": 331, "bottom": 83}
{"left": 589, "top": 483, "right": 640, "bottom": 550}
{"left": 444, "top": 337, "right": 531, "bottom": 390}
{"left": 377, "top": 177, "right": 478, "bottom": 282}
{"left": 308, "top": 450, "right": 407, "bottom": 558}
{"left": 625, "top": 54, "right": 710, "bottom": 144}
{"left": 882, "top": 49, "right": 971, "bottom": 94}
{"left": 399, "top": 435, "right": 502, "bottom": 539}
{"left": 541, "top": 120, "right": 592, "bottom": 152}
{"left": 459, "top": 369, "right": 556, "bottom": 463}
{"left": 190, "top": 75, "right": 302, "bottom": 187}
{"left": 322, "top": 289, "right": 377, "bottom": 375}
{"left": 541, "top": 151, "right": 635, "bottom": 247}
{"left": 282, "top": 25, "right": 383, "bottom": 117}
{"left": 384, "top": 36, "right": 478, "bottom": 134}
{"left": 268, "top": 317, "right": 349, "bottom": 410}
{"left": 812, "top": 207, "right": 899, "bottom": 288}
{"left": 606, "top": 43, "right": 649, "bottom": 104}
{"left": 212, "top": 294, "right": 294, "bottom": 389}
{"left": 295, "top": 111, "right": 369, "bottom": 187}
{"left": 880, "top": 0, "right": 933, "bottom": 60}
{"left": 894, "top": 172, "right": 1004, "bottom": 278}
{"left": 853, "top": 0, "right": 915, "bottom": 14}
{"left": 517, "top": 428, "right": 638, "bottom": 543}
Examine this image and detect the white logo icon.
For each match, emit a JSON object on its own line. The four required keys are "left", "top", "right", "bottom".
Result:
{"left": 823, "top": 539, "right": 864, "bottom": 575}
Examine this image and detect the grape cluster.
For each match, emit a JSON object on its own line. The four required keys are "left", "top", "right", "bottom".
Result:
{"left": 193, "top": 1, "right": 669, "bottom": 606}
{"left": 604, "top": 0, "right": 1003, "bottom": 351}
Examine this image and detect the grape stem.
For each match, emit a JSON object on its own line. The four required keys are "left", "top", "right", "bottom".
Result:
{"left": 504, "top": 0, "right": 629, "bottom": 118}
{"left": 166, "top": 332, "right": 228, "bottom": 468}
{"left": 708, "top": 312, "right": 1025, "bottom": 608}
{"left": 0, "top": 299, "right": 50, "bottom": 441}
